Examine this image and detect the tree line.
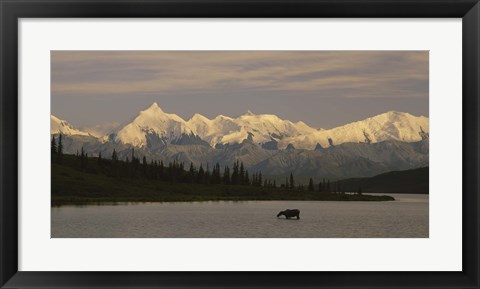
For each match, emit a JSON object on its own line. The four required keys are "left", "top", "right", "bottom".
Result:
{"left": 51, "top": 135, "right": 279, "bottom": 187}
{"left": 51, "top": 134, "right": 362, "bottom": 193}
{"left": 308, "top": 177, "right": 361, "bottom": 195}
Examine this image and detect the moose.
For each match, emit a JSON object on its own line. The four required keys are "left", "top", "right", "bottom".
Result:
{"left": 276, "top": 209, "right": 300, "bottom": 220}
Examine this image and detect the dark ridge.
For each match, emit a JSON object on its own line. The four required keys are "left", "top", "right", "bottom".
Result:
{"left": 339, "top": 167, "right": 429, "bottom": 194}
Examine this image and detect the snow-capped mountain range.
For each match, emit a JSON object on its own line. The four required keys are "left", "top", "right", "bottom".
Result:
{"left": 50, "top": 103, "right": 429, "bottom": 178}
{"left": 279, "top": 110, "right": 429, "bottom": 149}
{"left": 51, "top": 102, "right": 429, "bottom": 150}
{"left": 51, "top": 115, "right": 90, "bottom": 137}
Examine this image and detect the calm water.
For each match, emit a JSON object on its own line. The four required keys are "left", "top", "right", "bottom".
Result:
{"left": 51, "top": 194, "right": 428, "bottom": 238}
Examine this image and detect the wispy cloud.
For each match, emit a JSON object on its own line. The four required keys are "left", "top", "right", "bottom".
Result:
{"left": 51, "top": 51, "right": 428, "bottom": 99}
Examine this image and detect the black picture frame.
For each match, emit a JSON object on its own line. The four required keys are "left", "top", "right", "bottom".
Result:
{"left": 1, "top": 0, "right": 479, "bottom": 288}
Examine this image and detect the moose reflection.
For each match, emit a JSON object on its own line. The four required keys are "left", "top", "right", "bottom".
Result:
{"left": 276, "top": 209, "right": 300, "bottom": 219}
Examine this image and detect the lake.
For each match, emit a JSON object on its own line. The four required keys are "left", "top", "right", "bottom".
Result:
{"left": 51, "top": 194, "right": 428, "bottom": 238}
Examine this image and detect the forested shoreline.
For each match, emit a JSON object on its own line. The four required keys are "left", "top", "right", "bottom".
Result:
{"left": 51, "top": 135, "right": 395, "bottom": 205}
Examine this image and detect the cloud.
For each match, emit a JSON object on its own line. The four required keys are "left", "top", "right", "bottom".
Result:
{"left": 51, "top": 51, "right": 428, "bottom": 99}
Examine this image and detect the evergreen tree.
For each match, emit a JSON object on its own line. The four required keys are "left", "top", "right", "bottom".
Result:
{"left": 258, "top": 172, "right": 262, "bottom": 187}
{"left": 110, "top": 149, "right": 118, "bottom": 177}
{"left": 124, "top": 158, "right": 130, "bottom": 176}
{"left": 98, "top": 152, "right": 102, "bottom": 166}
{"left": 205, "top": 163, "right": 211, "bottom": 184}
{"left": 84, "top": 153, "right": 88, "bottom": 171}
{"left": 142, "top": 156, "right": 147, "bottom": 177}
{"left": 223, "top": 166, "right": 230, "bottom": 185}
{"left": 285, "top": 177, "right": 289, "bottom": 189}
{"left": 239, "top": 162, "right": 245, "bottom": 185}
{"left": 80, "top": 147, "right": 86, "bottom": 170}
{"left": 326, "top": 179, "right": 330, "bottom": 193}
{"left": 217, "top": 163, "right": 222, "bottom": 183}
{"left": 152, "top": 160, "right": 158, "bottom": 180}
{"left": 188, "top": 162, "right": 195, "bottom": 183}
{"left": 197, "top": 164, "right": 205, "bottom": 184}
{"left": 289, "top": 173, "right": 294, "bottom": 189}
{"left": 231, "top": 161, "right": 239, "bottom": 185}
{"left": 169, "top": 161, "right": 175, "bottom": 181}
{"left": 211, "top": 164, "right": 216, "bottom": 184}
{"left": 358, "top": 185, "right": 363, "bottom": 195}
{"left": 148, "top": 160, "right": 155, "bottom": 179}
{"left": 308, "top": 178, "right": 314, "bottom": 191}
{"left": 51, "top": 135, "right": 57, "bottom": 155}
{"left": 212, "top": 163, "right": 221, "bottom": 184}
{"left": 56, "top": 134, "right": 63, "bottom": 163}
{"left": 159, "top": 161, "right": 164, "bottom": 180}
{"left": 319, "top": 181, "right": 323, "bottom": 192}
{"left": 245, "top": 170, "right": 250, "bottom": 185}
{"left": 111, "top": 149, "right": 118, "bottom": 161}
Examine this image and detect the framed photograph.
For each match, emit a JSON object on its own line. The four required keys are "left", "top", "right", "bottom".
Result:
{"left": 1, "top": 0, "right": 479, "bottom": 288}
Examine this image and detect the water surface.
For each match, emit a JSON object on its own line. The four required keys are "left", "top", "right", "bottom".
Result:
{"left": 51, "top": 194, "right": 428, "bottom": 238}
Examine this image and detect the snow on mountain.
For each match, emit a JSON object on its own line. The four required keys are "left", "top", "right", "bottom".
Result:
{"left": 54, "top": 103, "right": 429, "bottom": 178}
{"left": 186, "top": 113, "right": 239, "bottom": 145}
{"left": 80, "top": 122, "right": 120, "bottom": 138}
{"left": 278, "top": 111, "right": 429, "bottom": 149}
{"left": 188, "top": 110, "right": 318, "bottom": 147}
{"left": 215, "top": 110, "right": 318, "bottom": 146}
{"left": 115, "top": 102, "right": 192, "bottom": 147}
{"left": 51, "top": 115, "right": 90, "bottom": 136}
{"left": 114, "top": 102, "right": 319, "bottom": 148}
{"left": 109, "top": 102, "right": 429, "bottom": 150}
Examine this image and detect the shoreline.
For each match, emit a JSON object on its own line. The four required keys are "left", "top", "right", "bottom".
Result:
{"left": 52, "top": 194, "right": 395, "bottom": 207}
{"left": 52, "top": 156, "right": 396, "bottom": 207}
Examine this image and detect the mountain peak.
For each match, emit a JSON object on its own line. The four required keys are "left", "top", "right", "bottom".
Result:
{"left": 144, "top": 102, "right": 164, "bottom": 113}
{"left": 214, "top": 114, "right": 233, "bottom": 121}
{"left": 381, "top": 111, "right": 415, "bottom": 118}
{"left": 244, "top": 110, "right": 255, "bottom": 116}
{"left": 109, "top": 102, "right": 429, "bottom": 149}
{"left": 51, "top": 114, "right": 61, "bottom": 123}
{"left": 190, "top": 113, "right": 211, "bottom": 122}
{"left": 51, "top": 115, "right": 90, "bottom": 136}
{"left": 371, "top": 111, "right": 421, "bottom": 123}
{"left": 385, "top": 110, "right": 405, "bottom": 115}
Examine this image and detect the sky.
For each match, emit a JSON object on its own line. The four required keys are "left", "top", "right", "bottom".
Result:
{"left": 51, "top": 51, "right": 428, "bottom": 130}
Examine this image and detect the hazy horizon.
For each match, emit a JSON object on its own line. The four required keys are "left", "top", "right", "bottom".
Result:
{"left": 51, "top": 51, "right": 429, "bottom": 129}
